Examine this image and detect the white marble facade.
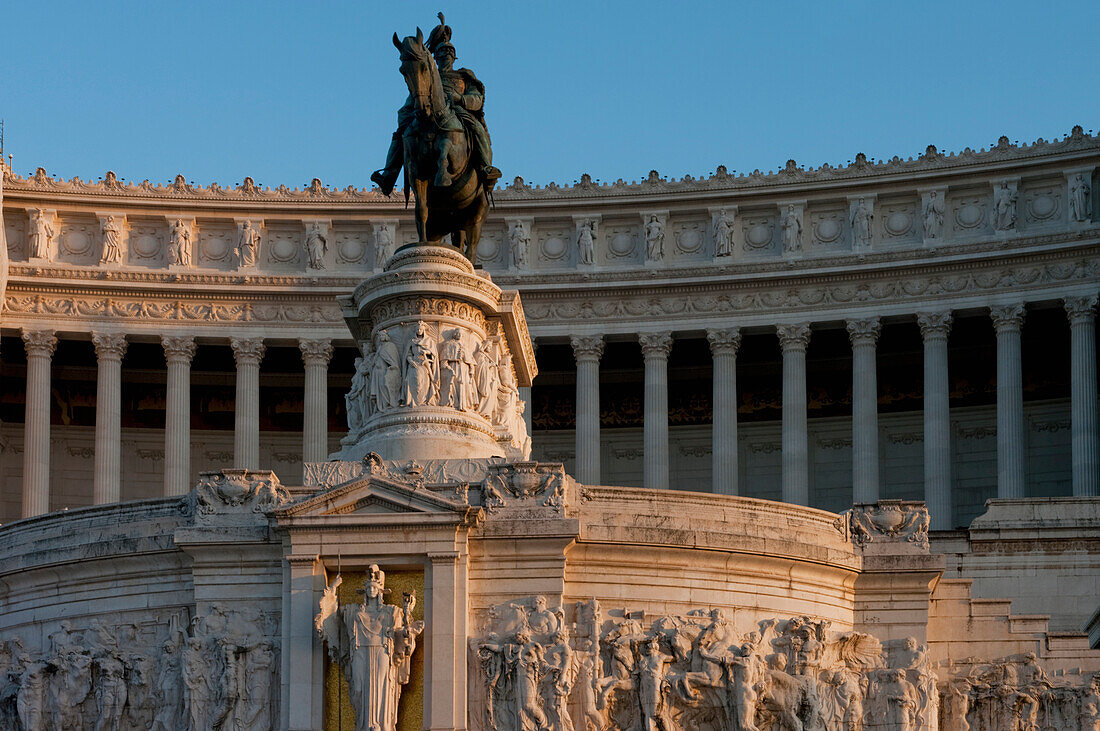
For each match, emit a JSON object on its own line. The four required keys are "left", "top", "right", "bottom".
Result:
{"left": 0, "top": 132, "right": 1099, "bottom": 729}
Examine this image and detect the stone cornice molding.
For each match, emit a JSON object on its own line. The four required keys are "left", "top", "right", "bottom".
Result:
{"left": 989, "top": 303, "right": 1027, "bottom": 332}
{"left": 638, "top": 331, "right": 674, "bottom": 359}
{"left": 1064, "top": 294, "right": 1098, "bottom": 323}
{"left": 705, "top": 327, "right": 741, "bottom": 356}
{"left": 230, "top": 336, "right": 266, "bottom": 365}
{"left": 570, "top": 335, "right": 604, "bottom": 362}
{"left": 161, "top": 335, "right": 197, "bottom": 363}
{"left": 21, "top": 328, "right": 57, "bottom": 357}
{"left": 776, "top": 323, "right": 812, "bottom": 350}
{"left": 916, "top": 311, "right": 953, "bottom": 340}
{"left": 7, "top": 127, "right": 1095, "bottom": 203}
{"left": 298, "top": 338, "right": 334, "bottom": 365}
{"left": 91, "top": 331, "right": 128, "bottom": 360}
{"left": 846, "top": 318, "right": 882, "bottom": 345}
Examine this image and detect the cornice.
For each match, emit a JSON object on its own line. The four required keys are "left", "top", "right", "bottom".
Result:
{"left": 4, "top": 127, "right": 1096, "bottom": 205}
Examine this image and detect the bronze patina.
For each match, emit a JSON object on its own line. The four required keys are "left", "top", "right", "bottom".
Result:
{"left": 372, "top": 14, "right": 501, "bottom": 262}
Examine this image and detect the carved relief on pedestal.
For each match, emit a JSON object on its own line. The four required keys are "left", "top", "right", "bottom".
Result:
{"left": 188, "top": 469, "right": 291, "bottom": 524}
{"left": 0, "top": 607, "right": 279, "bottom": 731}
{"left": 469, "top": 599, "right": 955, "bottom": 731}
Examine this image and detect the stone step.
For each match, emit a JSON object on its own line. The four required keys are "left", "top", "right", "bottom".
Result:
{"left": 969, "top": 598, "right": 1015, "bottom": 617}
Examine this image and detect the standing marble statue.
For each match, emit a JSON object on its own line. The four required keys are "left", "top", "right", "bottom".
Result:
{"left": 992, "top": 180, "right": 1017, "bottom": 231}
{"left": 851, "top": 198, "right": 872, "bottom": 250}
{"left": 509, "top": 220, "right": 530, "bottom": 269}
{"left": 347, "top": 356, "right": 372, "bottom": 434}
{"left": 99, "top": 216, "right": 123, "bottom": 264}
{"left": 315, "top": 565, "right": 425, "bottom": 731}
{"left": 169, "top": 219, "right": 192, "bottom": 266}
{"left": 371, "top": 331, "right": 402, "bottom": 412}
{"left": 1071, "top": 173, "right": 1091, "bottom": 222}
{"left": 781, "top": 205, "right": 802, "bottom": 254}
{"left": 438, "top": 329, "right": 470, "bottom": 411}
{"left": 645, "top": 215, "right": 664, "bottom": 263}
{"left": 923, "top": 191, "right": 945, "bottom": 239}
{"left": 375, "top": 224, "right": 395, "bottom": 269}
{"left": 237, "top": 220, "right": 260, "bottom": 267}
{"left": 714, "top": 209, "right": 734, "bottom": 257}
{"left": 29, "top": 210, "right": 54, "bottom": 260}
{"left": 306, "top": 223, "right": 328, "bottom": 270}
{"left": 577, "top": 220, "right": 596, "bottom": 265}
{"left": 402, "top": 321, "right": 438, "bottom": 407}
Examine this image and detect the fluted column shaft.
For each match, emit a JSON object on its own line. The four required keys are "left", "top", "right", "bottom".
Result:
{"left": 847, "top": 319, "right": 881, "bottom": 504}
{"left": 1065, "top": 296, "right": 1099, "bottom": 496}
{"left": 707, "top": 328, "right": 741, "bottom": 495}
{"left": 991, "top": 304, "right": 1027, "bottom": 499}
{"left": 299, "top": 339, "right": 334, "bottom": 469}
{"left": 571, "top": 336, "right": 604, "bottom": 485}
{"left": 92, "top": 332, "right": 127, "bottom": 504}
{"left": 520, "top": 341, "right": 537, "bottom": 439}
{"left": 232, "top": 337, "right": 265, "bottom": 470}
{"left": 640, "top": 332, "right": 673, "bottom": 491}
{"left": 778, "top": 323, "right": 811, "bottom": 505}
{"left": 21, "top": 330, "right": 57, "bottom": 518}
{"left": 162, "top": 336, "right": 196, "bottom": 496}
{"left": 918, "top": 311, "right": 953, "bottom": 529}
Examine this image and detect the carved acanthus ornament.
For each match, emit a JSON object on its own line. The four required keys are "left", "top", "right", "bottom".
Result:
{"left": 230, "top": 336, "right": 266, "bottom": 366}
{"left": 161, "top": 335, "right": 197, "bottom": 364}
{"left": 845, "top": 317, "right": 881, "bottom": 346}
{"left": 776, "top": 322, "right": 812, "bottom": 350}
{"left": 916, "top": 310, "right": 953, "bottom": 340}
{"left": 1064, "top": 294, "right": 1098, "bottom": 324}
{"left": 297, "top": 337, "right": 334, "bottom": 366}
{"left": 21, "top": 329, "right": 58, "bottom": 357}
{"left": 570, "top": 335, "right": 604, "bottom": 362}
{"left": 705, "top": 327, "right": 741, "bottom": 356}
{"left": 638, "top": 331, "right": 673, "bottom": 359}
{"left": 989, "top": 303, "right": 1026, "bottom": 332}
{"left": 91, "top": 332, "right": 128, "bottom": 361}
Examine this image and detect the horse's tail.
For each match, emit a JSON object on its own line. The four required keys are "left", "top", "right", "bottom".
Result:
{"left": 403, "top": 168, "right": 410, "bottom": 210}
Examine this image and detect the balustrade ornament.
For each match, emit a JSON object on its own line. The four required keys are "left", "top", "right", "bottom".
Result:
{"left": 844, "top": 500, "right": 931, "bottom": 549}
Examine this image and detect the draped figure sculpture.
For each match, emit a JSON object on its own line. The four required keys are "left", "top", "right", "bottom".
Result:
{"left": 315, "top": 565, "right": 425, "bottom": 731}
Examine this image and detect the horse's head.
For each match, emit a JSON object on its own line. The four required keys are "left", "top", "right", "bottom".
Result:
{"left": 393, "top": 28, "right": 438, "bottom": 119}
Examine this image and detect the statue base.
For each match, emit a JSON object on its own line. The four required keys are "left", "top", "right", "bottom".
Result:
{"left": 329, "top": 244, "right": 537, "bottom": 464}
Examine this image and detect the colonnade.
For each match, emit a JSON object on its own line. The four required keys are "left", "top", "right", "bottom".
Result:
{"left": 568, "top": 297, "right": 1099, "bottom": 529}
{"left": 14, "top": 334, "right": 335, "bottom": 518}
{"left": 8, "top": 295, "right": 1099, "bottom": 527}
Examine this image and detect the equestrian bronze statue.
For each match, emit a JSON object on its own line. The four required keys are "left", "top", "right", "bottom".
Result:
{"left": 372, "top": 14, "right": 502, "bottom": 263}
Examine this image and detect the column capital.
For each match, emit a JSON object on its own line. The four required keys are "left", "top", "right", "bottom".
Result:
{"left": 21, "top": 329, "right": 58, "bottom": 357}
{"left": 776, "top": 322, "right": 811, "bottom": 351}
{"left": 161, "top": 335, "right": 197, "bottom": 364}
{"left": 639, "top": 331, "right": 673, "bottom": 359}
{"left": 298, "top": 338, "right": 334, "bottom": 366}
{"left": 846, "top": 318, "right": 882, "bottom": 345}
{"left": 92, "top": 332, "right": 128, "bottom": 360}
{"left": 570, "top": 335, "right": 604, "bottom": 362}
{"left": 990, "top": 303, "right": 1026, "bottom": 333}
{"left": 916, "top": 310, "right": 953, "bottom": 340}
{"left": 428, "top": 551, "right": 460, "bottom": 564}
{"left": 1064, "top": 294, "right": 1099, "bottom": 324}
{"left": 706, "top": 327, "right": 741, "bottom": 355}
{"left": 231, "top": 336, "right": 266, "bottom": 366}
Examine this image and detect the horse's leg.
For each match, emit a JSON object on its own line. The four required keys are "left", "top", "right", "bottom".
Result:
{"left": 413, "top": 178, "right": 429, "bottom": 242}
{"left": 435, "top": 136, "right": 454, "bottom": 187}
{"left": 463, "top": 190, "right": 489, "bottom": 262}
{"left": 452, "top": 230, "right": 467, "bottom": 258}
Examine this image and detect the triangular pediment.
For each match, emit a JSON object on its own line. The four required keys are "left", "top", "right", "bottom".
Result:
{"left": 274, "top": 474, "right": 474, "bottom": 520}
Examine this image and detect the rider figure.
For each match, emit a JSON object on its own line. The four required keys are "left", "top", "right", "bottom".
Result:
{"left": 371, "top": 13, "right": 502, "bottom": 196}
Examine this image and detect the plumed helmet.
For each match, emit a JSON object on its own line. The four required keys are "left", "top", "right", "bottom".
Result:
{"left": 427, "top": 12, "right": 456, "bottom": 59}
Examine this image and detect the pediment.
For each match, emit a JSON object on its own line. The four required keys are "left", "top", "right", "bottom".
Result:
{"left": 274, "top": 474, "right": 474, "bottom": 520}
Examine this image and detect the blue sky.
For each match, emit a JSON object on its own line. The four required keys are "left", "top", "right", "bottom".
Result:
{"left": 2, "top": 1, "right": 1097, "bottom": 189}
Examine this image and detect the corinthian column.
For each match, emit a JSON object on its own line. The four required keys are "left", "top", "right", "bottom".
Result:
{"left": 847, "top": 318, "right": 881, "bottom": 504}
{"left": 299, "top": 338, "right": 334, "bottom": 470}
{"left": 991, "top": 304, "right": 1027, "bottom": 499}
{"left": 571, "top": 335, "right": 604, "bottom": 485}
{"left": 707, "top": 328, "right": 741, "bottom": 495}
{"left": 639, "top": 332, "right": 673, "bottom": 491}
{"left": 1065, "top": 295, "right": 1099, "bottom": 496}
{"left": 231, "top": 337, "right": 265, "bottom": 470}
{"left": 21, "top": 329, "right": 57, "bottom": 518}
{"left": 162, "top": 335, "right": 196, "bottom": 496}
{"left": 777, "top": 323, "right": 811, "bottom": 505}
{"left": 917, "top": 311, "right": 953, "bottom": 529}
{"left": 92, "top": 332, "right": 127, "bottom": 505}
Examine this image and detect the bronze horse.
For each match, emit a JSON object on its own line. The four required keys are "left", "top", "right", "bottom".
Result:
{"left": 391, "top": 28, "right": 489, "bottom": 262}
